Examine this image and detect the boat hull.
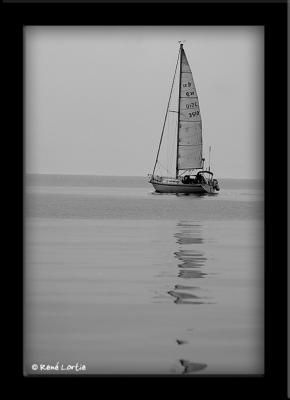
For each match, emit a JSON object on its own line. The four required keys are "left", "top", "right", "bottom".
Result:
{"left": 151, "top": 181, "right": 217, "bottom": 194}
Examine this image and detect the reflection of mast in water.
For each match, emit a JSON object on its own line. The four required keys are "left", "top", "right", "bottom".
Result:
{"left": 168, "top": 221, "right": 213, "bottom": 305}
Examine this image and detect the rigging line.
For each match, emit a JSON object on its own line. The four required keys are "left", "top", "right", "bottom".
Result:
{"left": 151, "top": 48, "right": 181, "bottom": 177}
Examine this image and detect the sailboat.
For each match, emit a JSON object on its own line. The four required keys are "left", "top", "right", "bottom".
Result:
{"left": 148, "top": 43, "right": 220, "bottom": 194}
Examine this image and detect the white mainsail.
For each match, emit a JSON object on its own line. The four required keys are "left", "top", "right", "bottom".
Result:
{"left": 177, "top": 46, "right": 203, "bottom": 171}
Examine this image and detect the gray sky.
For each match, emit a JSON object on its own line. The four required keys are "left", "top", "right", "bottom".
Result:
{"left": 25, "top": 26, "right": 264, "bottom": 179}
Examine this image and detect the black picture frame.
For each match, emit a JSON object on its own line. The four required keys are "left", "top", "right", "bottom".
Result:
{"left": 5, "top": 1, "right": 287, "bottom": 397}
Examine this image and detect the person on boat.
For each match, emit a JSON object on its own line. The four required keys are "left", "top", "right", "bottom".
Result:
{"left": 182, "top": 175, "right": 190, "bottom": 184}
{"left": 196, "top": 173, "right": 205, "bottom": 184}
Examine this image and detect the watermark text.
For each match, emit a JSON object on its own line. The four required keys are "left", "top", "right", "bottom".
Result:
{"left": 31, "top": 362, "right": 86, "bottom": 372}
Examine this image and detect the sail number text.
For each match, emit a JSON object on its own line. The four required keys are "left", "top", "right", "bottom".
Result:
{"left": 183, "top": 82, "right": 195, "bottom": 96}
{"left": 188, "top": 110, "right": 199, "bottom": 118}
{"left": 186, "top": 102, "right": 198, "bottom": 109}
{"left": 183, "top": 82, "right": 192, "bottom": 88}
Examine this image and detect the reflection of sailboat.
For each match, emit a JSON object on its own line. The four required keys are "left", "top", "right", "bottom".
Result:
{"left": 169, "top": 221, "right": 212, "bottom": 374}
{"left": 148, "top": 43, "right": 220, "bottom": 194}
{"left": 168, "top": 220, "right": 213, "bottom": 304}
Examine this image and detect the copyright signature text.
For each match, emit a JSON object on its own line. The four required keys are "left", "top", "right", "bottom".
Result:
{"left": 31, "top": 362, "right": 87, "bottom": 372}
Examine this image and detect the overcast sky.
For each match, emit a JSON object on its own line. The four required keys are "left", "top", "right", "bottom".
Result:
{"left": 25, "top": 26, "right": 264, "bottom": 179}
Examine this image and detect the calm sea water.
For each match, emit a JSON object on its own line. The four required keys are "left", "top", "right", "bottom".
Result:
{"left": 24, "top": 175, "right": 264, "bottom": 375}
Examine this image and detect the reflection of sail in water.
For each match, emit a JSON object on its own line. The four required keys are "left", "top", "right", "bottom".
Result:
{"left": 167, "top": 220, "right": 212, "bottom": 374}
{"left": 168, "top": 220, "right": 214, "bottom": 305}
{"left": 174, "top": 232, "right": 204, "bottom": 245}
{"left": 175, "top": 250, "right": 207, "bottom": 279}
{"left": 180, "top": 359, "right": 207, "bottom": 374}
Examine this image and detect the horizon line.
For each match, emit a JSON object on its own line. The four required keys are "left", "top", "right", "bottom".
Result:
{"left": 25, "top": 172, "right": 264, "bottom": 180}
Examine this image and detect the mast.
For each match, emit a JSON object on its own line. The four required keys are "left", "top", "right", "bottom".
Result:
{"left": 176, "top": 43, "right": 183, "bottom": 179}
{"left": 209, "top": 146, "right": 211, "bottom": 172}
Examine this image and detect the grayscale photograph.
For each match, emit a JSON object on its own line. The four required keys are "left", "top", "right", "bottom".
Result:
{"left": 24, "top": 26, "right": 264, "bottom": 375}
